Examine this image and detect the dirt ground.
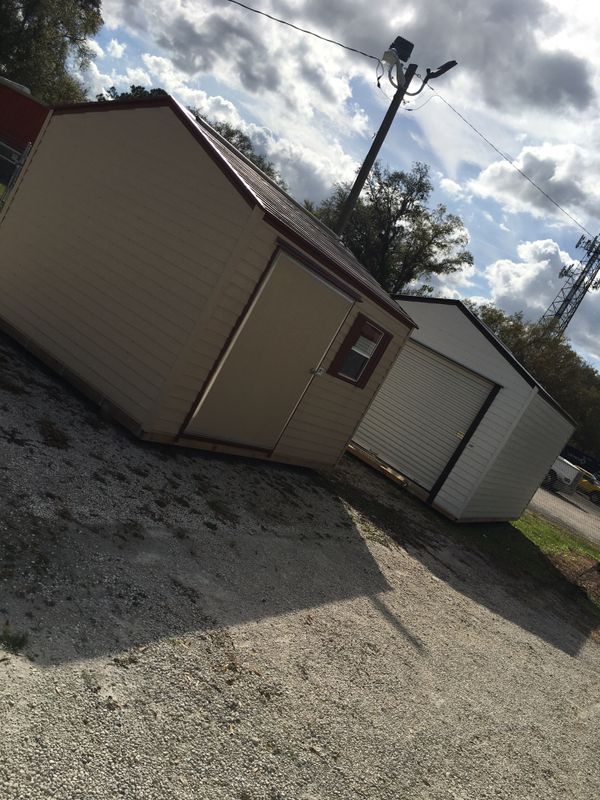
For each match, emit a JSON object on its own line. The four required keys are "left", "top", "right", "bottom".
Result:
{"left": 528, "top": 487, "right": 600, "bottom": 549}
{"left": 1, "top": 333, "right": 600, "bottom": 800}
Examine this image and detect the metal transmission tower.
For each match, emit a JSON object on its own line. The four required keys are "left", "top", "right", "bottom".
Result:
{"left": 540, "top": 234, "right": 600, "bottom": 335}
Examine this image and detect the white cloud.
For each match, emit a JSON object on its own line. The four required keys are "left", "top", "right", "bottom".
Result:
{"left": 107, "top": 38, "right": 127, "bottom": 59}
{"left": 473, "top": 238, "right": 600, "bottom": 363}
{"left": 469, "top": 143, "right": 600, "bottom": 226}
{"left": 86, "top": 39, "right": 104, "bottom": 58}
{"left": 78, "top": 62, "right": 151, "bottom": 98}
{"left": 440, "top": 177, "right": 468, "bottom": 199}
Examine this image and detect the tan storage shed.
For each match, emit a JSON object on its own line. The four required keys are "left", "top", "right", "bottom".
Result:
{"left": 353, "top": 297, "right": 574, "bottom": 521}
{"left": 0, "top": 93, "right": 415, "bottom": 468}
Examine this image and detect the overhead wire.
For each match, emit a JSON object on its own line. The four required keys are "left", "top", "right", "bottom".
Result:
{"left": 223, "top": 0, "right": 380, "bottom": 61}
{"left": 415, "top": 76, "right": 593, "bottom": 236}
{"left": 222, "top": 0, "right": 593, "bottom": 235}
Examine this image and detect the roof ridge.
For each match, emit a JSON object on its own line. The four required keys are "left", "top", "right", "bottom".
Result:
{"left": 191, "top": 113, "right": 360, "bottom": 260}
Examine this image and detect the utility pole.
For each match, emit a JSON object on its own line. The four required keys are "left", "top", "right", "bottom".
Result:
{"left": 333, "top": 37, "right": 457, "bottom": 236}
{"left": 540, "top": 234, "right": 600, "bottom": 335}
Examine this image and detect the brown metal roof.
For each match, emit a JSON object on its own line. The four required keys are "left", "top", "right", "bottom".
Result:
{"left": 178, "top": 108, "right": 415, "bottom": 327}
{"left": 53, "top": 95, "right": 415, "bottom": 328}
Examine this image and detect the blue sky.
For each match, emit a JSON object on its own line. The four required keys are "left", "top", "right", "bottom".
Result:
{"left": 81, "top": 0, "right": 599, "bottom": 365}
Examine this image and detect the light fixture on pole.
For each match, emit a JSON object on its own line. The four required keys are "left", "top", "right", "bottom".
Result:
{"left": 333, "top": 38, "right": 457, "bottom": 236}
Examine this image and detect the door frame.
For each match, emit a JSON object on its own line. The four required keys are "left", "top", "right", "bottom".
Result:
{"left": 177, "top": 241, "right": 358, "bottom": 451}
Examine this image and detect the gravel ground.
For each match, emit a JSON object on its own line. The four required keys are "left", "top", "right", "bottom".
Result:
{"left": 529, "top": 488, "right": 600, "bottom": 549}
{"left": 1, "top": 332, "right": 600, "bottom": 800}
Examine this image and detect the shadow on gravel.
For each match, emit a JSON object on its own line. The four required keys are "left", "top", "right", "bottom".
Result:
{"left": 0, "top": 327, "right": 596, "bottom": 666}
{"left": 327, "top": 470, "right": 599, "bottom": 658}
{"left": 0, "top": 497, "right": 400, "bottom": 667}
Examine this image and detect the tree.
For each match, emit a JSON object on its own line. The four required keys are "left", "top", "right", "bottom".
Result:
{"left": 0, "top": 1, "right": 102, "bottom": 103}
{"left": 310, "top": 162, "right": 472, "bottom": 295}
{"left": 469, "top": 303, "right": 600, "bottom": 456}
{"left": 97, "top": 85, "right": 168, "bottom": 102}
{"left": 192, "top": 115, "right": 286, "bottom": 189}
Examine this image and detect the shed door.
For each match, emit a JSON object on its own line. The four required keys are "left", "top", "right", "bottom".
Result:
{"left": 353, "top": 340, "right": 494, "bottom": 490}
{"left": 185, "top": 254, "right": 353, "bottom": 449}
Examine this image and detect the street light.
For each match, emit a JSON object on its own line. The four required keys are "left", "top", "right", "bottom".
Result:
{"left": 333, "top": 39, "right": 457, "bottom": 236}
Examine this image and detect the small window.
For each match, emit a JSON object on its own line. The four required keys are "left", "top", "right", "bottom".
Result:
{"left": 328, "top": 314, "right": 391, "bottom": 388}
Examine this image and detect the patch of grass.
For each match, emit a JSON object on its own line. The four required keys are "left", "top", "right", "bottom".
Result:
{"left": 37, "top": 418, "right": 70, "bottom": 449}
{"left": 446, "top": 510, "right": 600, "bottom": 612}
{"left": 0, "top": 622, "right": 28, "bottom": 653}
{"left": 514, "top": 510, "right": 600, "bottom": 562}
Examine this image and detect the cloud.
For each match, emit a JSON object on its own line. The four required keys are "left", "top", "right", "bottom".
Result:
{"left": 107, "top": 38, "right": 127, "bottom": 59}
{"left": 469, "top": 143, "right": 600, "bottom": 224}
{"left": 79, "top": 62, "right": 151, "bottom": 98}
{"left": 474, "top": 238, "right": 600, "bottom": 363}
{"left": 86, "top": 39, "right": 104, "bottom": 58}
{"left": 440, "top": 177, "right": 469, "bottom": 200}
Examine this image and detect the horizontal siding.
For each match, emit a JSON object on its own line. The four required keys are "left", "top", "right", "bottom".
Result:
{"left": 435, "top": 384, "right": 532, "bottom": 518}
{"left": 0, "top": 106, "right": 253, "bottom": 430}
{"left": 353, "top": 340, "right": 494, "bottom": 491}
{"left": 274, "top": 298, "right": 412, "bottom": 466}
{"left": 463, "top": 393, "right": 574, "bottom": 519}
{"left": 396, "top": 301, "right": 526, "bottom": 392}
{"left": 154, "top": 223, "right": 275, "bottom": 433}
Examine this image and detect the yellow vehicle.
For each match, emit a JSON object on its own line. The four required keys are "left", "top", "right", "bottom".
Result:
{"left": 578, "top": 468, "right": 600, "bottom": 504}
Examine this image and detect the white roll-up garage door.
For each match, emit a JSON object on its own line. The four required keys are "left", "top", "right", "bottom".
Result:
{"left": 353, "top": 339, "right": 494, "bottom": 491}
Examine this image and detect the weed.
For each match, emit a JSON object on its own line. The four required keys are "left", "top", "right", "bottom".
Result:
{"left": 37, "top": 418, "right": 70, "bottom": 449}
{"left": 0, "top": 622, "right": 28, "bottom": 653}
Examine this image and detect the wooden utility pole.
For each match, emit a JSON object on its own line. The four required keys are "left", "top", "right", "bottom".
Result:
{"left": 333, "top": 63, "right": 418, "bottom": 236}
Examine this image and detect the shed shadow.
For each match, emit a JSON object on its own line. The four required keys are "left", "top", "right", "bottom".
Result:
{"left": 0, "top": 495, "right": 404, "bottom": 667}
{"left": 327, "top": 460, "right": 599, "bottom": 658}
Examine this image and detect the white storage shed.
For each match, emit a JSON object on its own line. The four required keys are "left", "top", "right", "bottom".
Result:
{"left": 352, "top": 297, "right": 575, "bottom": 522}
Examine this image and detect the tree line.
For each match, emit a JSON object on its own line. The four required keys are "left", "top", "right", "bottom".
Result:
{"left": 2, "top": 2, "right": 599, "bottom": 457}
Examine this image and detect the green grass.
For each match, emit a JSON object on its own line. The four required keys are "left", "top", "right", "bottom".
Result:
{"left": 439, "top": 509, "right": 600, "bottom": 613}
{"left": 513, "top": 510, "right": 600, "bottom": 563}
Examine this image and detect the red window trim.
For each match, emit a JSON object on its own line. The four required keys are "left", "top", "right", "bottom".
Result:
{"left": 327, "top": 313, "right": 393, "bottom": 389}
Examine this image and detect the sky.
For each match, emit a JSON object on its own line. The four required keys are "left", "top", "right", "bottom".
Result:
{"left": 81, "top": 0, "right": 599, "bottom": 366}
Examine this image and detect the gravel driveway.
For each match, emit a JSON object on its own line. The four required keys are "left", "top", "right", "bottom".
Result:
{"left": 1, "top": 333, "right": 599, "bottom": 800}
{"left": 529, "top": 488, "right": 600, "bottom": 549}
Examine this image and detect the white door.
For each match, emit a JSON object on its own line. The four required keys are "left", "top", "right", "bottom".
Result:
{"left": 353, "top": 340, "right": 494, "bottom": 490}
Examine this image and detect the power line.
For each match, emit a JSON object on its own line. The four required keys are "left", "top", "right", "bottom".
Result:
{"left": 417, "top": 77, "right": 593, "bottom": 236}
{"left": 223, "top": 0, "right": 380, "bottom": 61}
{"left": 223, "top": 2, "right": 593, "bottom": 235}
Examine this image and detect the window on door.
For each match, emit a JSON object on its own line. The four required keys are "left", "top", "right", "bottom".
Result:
{"left": 328, "top": 313, "right": 392, "bottom": 388}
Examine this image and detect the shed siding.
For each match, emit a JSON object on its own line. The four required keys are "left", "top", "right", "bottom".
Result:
{"left": 433, "top": 387, "right": 532, "bottom": 518}
{"left": 0, "top": 106, "right": 254, "bottom": 429}
{"left": 147, "top": 209, "right": 271, "bottom": 434}
{"left": 393, "top": 301, "right": 537, "bottom": 519}
{"left": 273, "top": 298, "right": 411, "bottom": 466}
{"left": 462, "top": 392, "right": 573, "bottom": 519}
{"left": 353, "top": 340, "right": 494, "bottom": 491}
